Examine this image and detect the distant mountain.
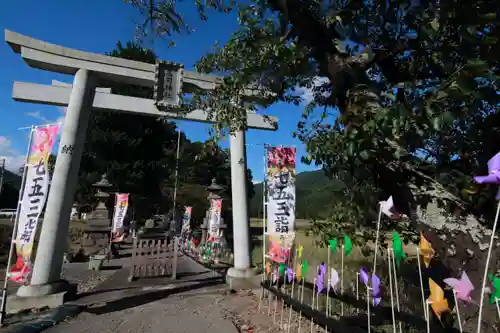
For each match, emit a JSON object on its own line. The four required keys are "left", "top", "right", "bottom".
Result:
{"left": 0, "top": 169, "right": 21, "bottom": 209}
{"left": 249, "top": 169, "right": 344, "bottom": 219}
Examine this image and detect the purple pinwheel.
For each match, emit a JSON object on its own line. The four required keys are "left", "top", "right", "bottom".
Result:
{"left": 286, "top": 268, "right": 294, "bottom": 283}
{"left": 359, "top": 268, "right": 382, "bottom": 306}
{"left": 360, "top": 268, "right": 369, "bottom": 286}
{"left": 372, "top": 273, "right": 382, "bottom": 306}
{"left": 316, "top": 264, "right": 327, "bottom": 294}
{"left": 474, "top": 152, "right": 500, "bottom": 198}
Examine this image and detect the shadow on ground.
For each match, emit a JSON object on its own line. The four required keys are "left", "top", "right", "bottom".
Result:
{"left": 84, "top": 276, "right": 225, "bottom": 315}
{"left": 77, "top": 271, "right": 215, "bottom": 299}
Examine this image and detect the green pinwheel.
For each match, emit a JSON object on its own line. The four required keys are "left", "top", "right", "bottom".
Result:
{"left": 392, "top": 231, "right": 407, "bottom": 268}
{"left": 488, "top": 273, "right": 500, "bottom": 304}
{"left": 328, "top": 239, "right": 338, "bottom": 253}
{"left": 279, "top": 263, "right": 286, "bottom": 276}
{"left": 343, "top": 235, "right": 353, "bottom": 256}
{"left": 302, "top": 260, "right": 308, "bottom": 277}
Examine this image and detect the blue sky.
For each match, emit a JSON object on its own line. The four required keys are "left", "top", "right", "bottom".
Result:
{"left": 0, "top": 0, "right": 321, "bottom": 181}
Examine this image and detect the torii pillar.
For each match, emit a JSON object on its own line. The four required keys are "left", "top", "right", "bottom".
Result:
{"left": 5, "top": 30, "right": 276, "bottom": 301}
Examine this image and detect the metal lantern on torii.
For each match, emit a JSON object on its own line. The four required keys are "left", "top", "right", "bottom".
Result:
{"left": 4, "top": 30, "right": 278, "bottom": 303}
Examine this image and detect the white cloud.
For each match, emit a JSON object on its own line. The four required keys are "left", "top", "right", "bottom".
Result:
{"left": 25, "top": 108, "right": 66, "bottom": 127}
{"left": 252, "top": 180, "right": 263, "bottom": 185}
{"left": 295, "top": 77, "right": 331, "bottom": 105}
{"left": 0, "top": 136, "right": 26, "bottom": 173}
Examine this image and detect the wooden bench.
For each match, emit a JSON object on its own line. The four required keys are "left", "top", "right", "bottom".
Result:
{"left": 128, "top": 235, "right": 178, "bottom": 281}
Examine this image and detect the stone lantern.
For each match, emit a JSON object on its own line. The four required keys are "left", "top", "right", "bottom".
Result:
{"left": 201, "top": 178, "right": 226, "bottom": 244}
{"left": 82, "top": 174, "right": 115, "bottom": 249}
{"left": 90, "top": 173, "right": 114, "bottom": 226}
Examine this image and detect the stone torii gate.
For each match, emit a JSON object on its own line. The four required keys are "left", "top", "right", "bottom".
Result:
{"left": 5, "top": 30, "right": 277, "bottom": 300}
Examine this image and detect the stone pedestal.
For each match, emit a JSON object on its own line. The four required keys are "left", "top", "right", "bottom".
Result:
{"left": 226, "top": 267, "right": 260, "bottom": 290}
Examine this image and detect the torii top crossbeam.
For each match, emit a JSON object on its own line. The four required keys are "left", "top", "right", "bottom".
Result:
{"left": 5, "top": 29, "right": 277, "bottom": 130}
{"left": 5, "top": 29, "right": 220, "bottom": 91}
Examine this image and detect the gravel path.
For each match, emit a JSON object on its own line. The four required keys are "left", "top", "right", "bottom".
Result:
{"left": 45, "top": 287, "right": 238, "bottom": 333}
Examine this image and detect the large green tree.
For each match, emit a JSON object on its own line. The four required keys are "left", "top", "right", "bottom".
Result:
{"left": 128, "top": 0, "right": 499, "bottom": 223}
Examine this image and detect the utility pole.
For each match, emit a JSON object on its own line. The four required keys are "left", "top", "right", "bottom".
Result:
{"left": 0, "top": 159, "right": 5, "bottom": 200}
{"left": 171, "top": 129, "right": 181, "bottom": 235}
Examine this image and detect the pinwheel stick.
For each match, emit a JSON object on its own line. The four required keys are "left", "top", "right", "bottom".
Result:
{"left": 325, "top": 277, "right": 329, "bottom": 333}
{"left": 452, "top": 290, "right": 463, "bottom": 333}
{"left": 416, "top": 247, "right": 428, "bottom": 321}
{"left": 373, "top": 204, "right": 383, "bottom": 275}
{"left": 495, "top": 298, "right": 500, "bottom": 323}
{"left": 477, "top": 201, "right": 500, "bottom": 333}
{"left": 341, "top": 244, "right": 344, "bottom": 316}
{"left": 327, "top": 248, "right": 331, "bottom": 318}
{"left": 356, "top": 272, "right": 360, "bottom": 314}
{"left": 258, "top": 273, "right": 264, "bottom": 312}
{"left": 287, "top": 273, "right": 296, "bottom": 333}
{"left": 311, "top": 279, "right": 317, "bottom": 333}
{"left": 426, "top": 300, "right": 431, "bottom": 333}
{"left": 280, "top": 272, "right": 287, "bottom": 328}
{"left": 389, "top": 248, "right": 403, "bottom": 333}
{"left": 297, "top": 277, "right": 305, "bottom": 333}
{"left": 273, "top": 273, "right": 278, "bottom": 323}
{"left": 268, "top": 272, "right": 274, "bottom": 316}
{"left": 387, "top": 247, "right": 397, "bottom": 333}
{"left": 366, "top": 286, "right": 371, "bottom": 333}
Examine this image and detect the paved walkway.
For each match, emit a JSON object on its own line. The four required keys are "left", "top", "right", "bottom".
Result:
{"left": 43, "top": 247, "right": 239, "bottom": 333}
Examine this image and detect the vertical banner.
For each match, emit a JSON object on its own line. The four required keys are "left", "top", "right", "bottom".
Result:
{"left": 181, "top": 206, "right": 192, "bottom": 234}
{"left": 267, "top": 233, "right": 296, "bottom": 263}
{"left": 9, "top": 125, "right": 60, "bottom": 284}
{"left": 266, "top": 147, "right": 296, "bottom": 264}
{"left": 208, "top": 199, "right": 222, "bottom": 239}
{"left": 111, "top": 193, "right": 129, "bottom": 243}
{"left": 266, "top": 147, "right": 296, "bottom": 235}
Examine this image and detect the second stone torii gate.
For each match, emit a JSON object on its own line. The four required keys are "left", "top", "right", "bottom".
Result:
{"left": 5, "top": 30, "right": 277, "bottom": 299}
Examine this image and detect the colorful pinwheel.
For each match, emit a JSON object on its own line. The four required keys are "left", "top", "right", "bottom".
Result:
{"left": 286, "top": 268, "right": 294, "bottom": 283}
{"left": 428, "top": 278, "right": 450, "bottom": 321}
{"left": 316, "top": 263, "right": 326, "bottom": 294}
{"left": 329, "top": 268, "right": 340, "bottom": 292}
{"left": 444, "top": 271, "right": 475, "bottom": 303}
{"left": 488, "top": 273, "right": 500, "bottom": 305}
{"left": 359, "top": 268, "right": 382, "bottom": 306}
{"left": 392, "top": 231, "right": 407, "bottom": 268}
{"left": 419, "top": 232, "right": 435, "bottom": 268}
{"left": 474, "top": 152, "right": 500, "bottom": 198}
{"left": 380, "top": 196, "right": 401, "bottom": 220}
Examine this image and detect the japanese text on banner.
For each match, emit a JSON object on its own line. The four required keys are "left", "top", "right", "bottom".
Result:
{"left": 10, "top": 124, "right": 59, "bottom": 284}
{"left": 112, "top": 193, "right": 129, "bottom": 232}
{"left": 266, "top": 147, "right": 296, "bottom": 236}
{"left": 181, "top": 206, "right": 192, "bottom": 234}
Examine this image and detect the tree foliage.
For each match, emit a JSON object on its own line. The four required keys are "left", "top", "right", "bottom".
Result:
{"left": 129, "top": 0, "right": 500, "bottom": 229}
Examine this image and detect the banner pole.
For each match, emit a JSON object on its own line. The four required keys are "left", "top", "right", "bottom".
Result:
{"left": 262, "top": 144, "right": 267, "bottom": 273}
{"left": 108, "top": 194, "right": 117, "bottom": 261}
{"left": 0, "top": 125, "right": 35, "bottom": 326}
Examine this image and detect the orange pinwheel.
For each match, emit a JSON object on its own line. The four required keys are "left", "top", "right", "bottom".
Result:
{"left": 265, "top": 261, "right": 271, "bottom": 276}
{"left": 419, "top": 232, "right": 435, "bottom": 268}
{"left": 295, "top": 262, "right": 303, "bottom": 281}
{"left": 428, "top": 278, "right": 450, "bottom": 321}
